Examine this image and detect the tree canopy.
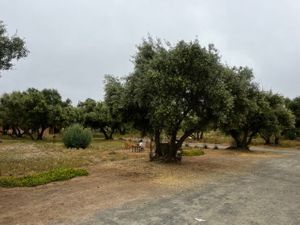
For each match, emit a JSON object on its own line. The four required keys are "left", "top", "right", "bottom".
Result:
{"left": 0, "top": 88, "right": 72, "bottom": 139}
{"left": 0, "top": 21, "right": 28, "bottom": 74}
{"left": 122, "top": 38, "right": 233, "bottom": 161}
{"left": 0, "top": 35, "right": 298, "bottom": 158}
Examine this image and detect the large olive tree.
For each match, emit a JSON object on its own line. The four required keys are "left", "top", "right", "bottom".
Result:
{"left": 123, "top": 38, "right": 232, "bottom": 161}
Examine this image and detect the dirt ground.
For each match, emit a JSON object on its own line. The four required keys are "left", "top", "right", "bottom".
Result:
{"left": 0, "top": 147, "right": 283, "bottom": 225}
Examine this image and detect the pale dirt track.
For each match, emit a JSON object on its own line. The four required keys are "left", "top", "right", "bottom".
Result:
{"left": 0, "top": 148, "right": 296, "bottom": 225}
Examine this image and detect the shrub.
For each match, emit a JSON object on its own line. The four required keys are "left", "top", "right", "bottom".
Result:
{"left": 63, "top": 124, "right": 92, "bottom": 149}
{"left": 0, "top": 168, "right": 88, "bottom": 187}
{"left": 283, "top": 128, "right": 299, "bottom": 140}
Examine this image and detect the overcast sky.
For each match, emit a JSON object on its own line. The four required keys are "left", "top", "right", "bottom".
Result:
{"left": 0, "top": 0, "right": 299, "bottom": 104}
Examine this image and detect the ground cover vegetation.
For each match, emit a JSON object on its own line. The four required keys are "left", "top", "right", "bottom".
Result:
{"left": 0, "top": 167, "right": 88, "bottom": 187}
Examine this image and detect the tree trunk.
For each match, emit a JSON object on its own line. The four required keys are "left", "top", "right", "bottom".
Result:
{"left": 165, "top": 132, "right": 178, "bottom": 162}
{"left": 16, "top": 128, "right": 25, "bottom": 138}
{"left": 118, "top": 127, "right": 126, "bottom": 135}
{"left": 274, "top": 136, "right": 280, "bottom": 145}
{"left": 28, "top": 132, "right": 34, "bottom": 140}
{"left": 101, "top": 127, "right": 114, "bottom": 140}
{"left": 12, "top": 128, "right": 18, "bottom": 138}
{"left": 260, "top": 132, "right": 271, "bottom": 145}
{"left": 246, "top": 131, "right": 257, "bottom": 147}
{"left": 263, "top": 136, "right": 271, "bottom": 145}
{"left": 101, "top": 128, "right": 109, "bottom": 140}
{"left": 196, "top": 132, "right": 200, "bottom": 141}
{"left": 230, "top": 130, "right": 241, "bottom": 148}
{"left": 195, "top": 131, "right": 204, "bottom": 140}
{"left": 200, "top": 131, "right": 204, "bottom": 139}
{"left": 235, "top": 140, "right": 248, "bottom": 149}
{"left": 151, "top": 129, "right": 180, "bottom": 162}
{"left": 152, "top": 129, "right": 162, "bottom": 158}
{"left": 37, "top": 127, "right": 46, "bottom": 140}
{"left": 108, "top": 128, "right": 115, "bottom": 140}
{"left": 229, "top": 130, "right": 251, "bottom": 150}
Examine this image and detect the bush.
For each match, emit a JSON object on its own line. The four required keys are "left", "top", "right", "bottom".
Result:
{"left": 63, "top": 124, "right": 92, "bottom": 149}
{"left": 0, "top": 168, "right": 88, "bottom": 187}
{"left": 283, "top": 128, "right": 300, "bottom": 140}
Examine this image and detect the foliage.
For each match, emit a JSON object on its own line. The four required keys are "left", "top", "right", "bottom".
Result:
{"left": 0, "top": 91, "right": 26, "bottom": 136}
{"left": 78, "top": 83, "right": 129, "bottom": 140}
{"left": 287, "top": 97, "right": 300, "bottom": 137}
{"left": 63, "top": 124, "right": 92, "bottom": 149}
{"left": 0, "top": 88, "right": 73, "bottom": 139}
{"left": 0, "top": 168, "right": 88, "bottom": 187}
{"left": 123, "top": 37, "right": 232, "bottom": 161}
{"left": 220, "top": 67, "right": 270, "bottom": 149}
{"left": 283, "top": 128, "right": 298, "bottom": 140}
{"left": 0, "top": 20, "right": 28, "bottom": 73}
{"left": 259, "top": 92, "right": 295, "bottom": 144}
{"left": 104, "top": 75, "right": 128, "bottom": 135}
{"left": 78, "top": 99, "right": 117, "bottom": 139}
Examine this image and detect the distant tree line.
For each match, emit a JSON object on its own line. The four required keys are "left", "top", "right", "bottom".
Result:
{"left": 0, "top": 87, "right": 127, "bottom": 140}
{"left": 1, "top": 34, "right": 299, "bottom": 162}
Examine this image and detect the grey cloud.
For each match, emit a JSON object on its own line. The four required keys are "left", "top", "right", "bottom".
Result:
{"left": 0, "top": 0, "right": 299, "bottom": 104}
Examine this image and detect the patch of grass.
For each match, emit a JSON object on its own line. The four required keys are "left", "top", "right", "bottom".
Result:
{"left": 251, "top": 137, "right": 300, "bottom": 149}
{"left": 182, "top": 148, "right": 205, "bottom": 156}
{"left": 0, "top": 167, "right": 88, "bottom": 188}
{"left": 0, "top": 139, "right": 127, "bottom": 176}
{"left": 278, "top": 139, "right": 300, "bottom": 148}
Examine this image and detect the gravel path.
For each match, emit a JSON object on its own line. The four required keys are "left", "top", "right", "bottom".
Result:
{"left": 78, "top": 148, "right": 300, "bottom": 225}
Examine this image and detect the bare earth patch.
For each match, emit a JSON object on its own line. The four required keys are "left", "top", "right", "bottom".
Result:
{"left": 0, "top": 147, "right": 282, "bottom": 225}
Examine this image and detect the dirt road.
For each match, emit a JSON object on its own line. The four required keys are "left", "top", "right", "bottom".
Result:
{"left": 78, "top": 148, "right": 300, "bottom": 225}
{"left": 1, "top": 148, "right": 299, "bottom": 225}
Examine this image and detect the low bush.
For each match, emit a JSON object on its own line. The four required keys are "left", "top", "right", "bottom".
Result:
{"left": 283, "top": 128, "right": 299, "bottom": 140}
{"left": 63, "top": 124, "right": 92, "bottom": 149}
{"left": 0, "top": 168, "right": 88, "bottom": 187}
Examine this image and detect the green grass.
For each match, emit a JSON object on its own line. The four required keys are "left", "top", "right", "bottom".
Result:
{"left": 0, "top": 167, "right": 88, "bottom": 188}
{"left": 182, "top": 148, "right": 205, "bottom": 156}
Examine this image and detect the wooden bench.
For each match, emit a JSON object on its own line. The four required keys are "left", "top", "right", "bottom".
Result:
{"left": 124, "top": 141, "right": 141, "bottom": 152}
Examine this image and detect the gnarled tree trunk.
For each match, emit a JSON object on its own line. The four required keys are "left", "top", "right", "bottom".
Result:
{"left": 274, "top": 135, "right": 280, "bottom": 145}
{"left": 151, "top": 128, "right": 194, "bottom": 162}
{"left": 229, "top": 129, "right": 257, "bottom": 150}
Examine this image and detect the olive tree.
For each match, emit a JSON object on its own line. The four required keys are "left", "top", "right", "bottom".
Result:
{"left": 78, "top": 99, "right": 119, "bottom": 139}
{"left": 0, "top": 21, "right": 28, "bottom": 74}
{"left": 123, "top": 38, "right": 232, "bottom": 161}
{"left": 104, "top": 75, "right": 128, "bottom": 134}
{"left": 259, "top": 93, "right": 295, "bottom": 145}
{"left": 221, "top": 67, "right": 270, "bottom": 149}
{"left": 287, "top": 97, "right": 300, "bottom": 138}
{"left": 0, "top": 88, "right": 71, "bottom": 140}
